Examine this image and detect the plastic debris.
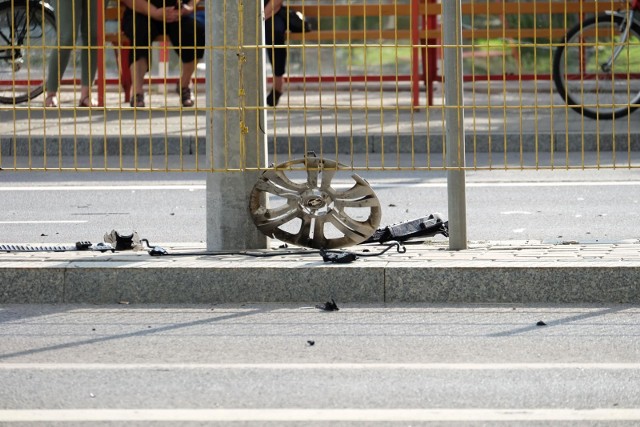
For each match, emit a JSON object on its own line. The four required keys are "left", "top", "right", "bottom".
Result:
{"left": 103, "top": 230, "right": 144, "bottom": 251}
{"left": 365, "top": 213, "right": 449, "bottom": 244}
{"left": 320, "top": 250, "right": 357, "bottom": 264}
{"left": 315, "top": 299, "right": 339, "bottom": 311}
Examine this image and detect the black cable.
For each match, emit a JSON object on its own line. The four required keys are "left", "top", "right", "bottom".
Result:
{"left": 146, "top": 241, "right": 406, "bottom": 260}
{"left": 331, "top": 241, "right": 406, "bottom": 257}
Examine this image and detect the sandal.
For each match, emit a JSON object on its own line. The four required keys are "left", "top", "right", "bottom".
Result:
{"left": 266, "top": 89, "right": 282, "bottom": 107}
{"left": 178, "top": 85, "right": 194, "bottom": 107}
{"left": 130, "top": 93, "right": 145, "bottom": 108}
{"left": 78, "top": 96, "right": 97, "bottom": 108}
{"left": 44, "top": 93, "right": 58, "bottom": 108}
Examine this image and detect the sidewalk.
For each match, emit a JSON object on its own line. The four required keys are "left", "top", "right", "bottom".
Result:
{"left": 3, "top": 81, "right": 640, "bottom": 158}
{"left": 2, "top": 239, "right": 640, "bottom": 305}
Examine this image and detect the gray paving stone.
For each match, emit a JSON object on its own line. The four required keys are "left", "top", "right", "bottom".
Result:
{"left": 0, "top": 268, "right": 65, "bottom": 303}
{"left": 62, "top": 264, "right": 385, "bottom": 304}
{"left": 384, "top": 266, "right": 640, "bottom": 304}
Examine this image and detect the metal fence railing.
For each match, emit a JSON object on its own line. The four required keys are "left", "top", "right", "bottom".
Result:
{"left": 1, "top": 0, "right": 639, "bottom": 173}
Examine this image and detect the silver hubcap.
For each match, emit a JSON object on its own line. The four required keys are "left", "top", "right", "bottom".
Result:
{"left": 249, "top": 157, "right": 381, "bottom": 249}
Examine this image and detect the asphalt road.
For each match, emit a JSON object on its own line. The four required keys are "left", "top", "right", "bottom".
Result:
{"left": 1, "top": 152, "right": 639, "bottom": 245}
{"left": 1, "top": 304, "right": 639, "bottom": 425}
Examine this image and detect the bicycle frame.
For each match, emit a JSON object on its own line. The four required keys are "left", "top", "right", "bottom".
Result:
{"left": 601, "top": 0, "right": 640, "bottom": 72}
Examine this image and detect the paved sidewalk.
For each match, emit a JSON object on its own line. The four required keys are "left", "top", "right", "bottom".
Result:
{"left": 2, "top": 239, "right": 639, "bottom": 305}
{"left": 3, "top": 81, "right": 640, "bottom": 157}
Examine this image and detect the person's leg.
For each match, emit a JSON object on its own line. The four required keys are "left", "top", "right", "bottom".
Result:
{"left": 264, "top": 12, "right": 287, "bottom": 106}
{"left": 181, "top": 61, "right": 195, "bottom": 90}
{"left": 131, "top": 59, "right": 149, "bottom": 98}
{"left": 45, "top": 0, "right": 77, "bottom": 105}
{"left": 167, "top": 16, "right": 204, "bottom": 106}
{"left": 122, "top": 9, "right": 156, "bottom": 105}
{"left": 78, "top": 0, "right": 98, "bottom": 105}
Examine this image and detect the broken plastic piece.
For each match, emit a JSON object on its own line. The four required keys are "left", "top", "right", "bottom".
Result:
{"left": 320, "top": 249, "right": 358, "bottom": 264}
{"left": 364, "top": 213, "right": 449, "bottom": 244}
{"left": 90, "top": 242, "right": 115, "bottom": 253}
{"left": 103, "top": 230, "right": 144, "bottom": 251}
{"left": 149, "top": 246, "right": 169, "bottom": 256}
{"left": 315, "top": 298, "right": 339, "bottom": 311}
{"left": 75, "top": 241, "right": 92, "bottom": 250}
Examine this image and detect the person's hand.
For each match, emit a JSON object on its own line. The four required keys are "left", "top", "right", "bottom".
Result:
{"left": 152, "top": 6, "right": 180, "bottom": 23}
{"left": 179, "top": 3, "right": 194, "bottom": 16}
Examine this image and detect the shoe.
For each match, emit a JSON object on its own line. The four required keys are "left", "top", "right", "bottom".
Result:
{"left": 78, "top": 96, "right": 97, "bottom": 108}
{"left": 178, "top": 85, "right": 194, "bottom": 107}
{"left": 130, "top": 93, "right": 145, "bottom": 108}
{"left": 266, "top": 89, "right": 282, "bottom": 107}
{"left": 44, "top": 94, "right": 58, "bottom": 108}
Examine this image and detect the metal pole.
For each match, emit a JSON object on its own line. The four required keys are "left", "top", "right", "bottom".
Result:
{"left": 206, "top": 0, "right": 268, "bottom": 250}
{"left": 442, "top": 0, "right": 467, "bottom": 250}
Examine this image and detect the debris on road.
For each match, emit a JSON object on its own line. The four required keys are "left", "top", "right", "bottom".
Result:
{"left": 315, "top": 299, "right": 339, "bottom": 312}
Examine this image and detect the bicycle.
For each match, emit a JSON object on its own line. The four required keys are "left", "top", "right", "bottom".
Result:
{"left": 553, "top": 0, "right": 640, "bottom": 120}
{"left": 0, "top": 0, "right": 56, "bottom": 104}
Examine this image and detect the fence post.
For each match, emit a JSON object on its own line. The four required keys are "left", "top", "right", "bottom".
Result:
{"left": 206, "top": 0, "right": 269, "bottom": 250}
{"left": 442, "top": 0, "right": 468, "bottom": 250}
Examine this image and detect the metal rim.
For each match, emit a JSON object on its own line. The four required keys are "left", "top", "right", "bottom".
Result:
{"left": 249, "top": 157, "right": 381, "bottom": 249}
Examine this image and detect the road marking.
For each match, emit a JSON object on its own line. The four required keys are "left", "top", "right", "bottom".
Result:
{"left": 0, "top": 220, "right": 88, "bottom": 224}
{"left": 1, "top": 181, "right": 640, "bottom": 191}
{"left": 2, "top": 362, "right": 640, "bottom": 370}
{"left": 400, "top": 181, "right": 640, "bottom": 188}
{"left": 501, "top": 211, "right": 532, "bottom": 215}
{"left": 0, "top": 185, "right": 206, "bottom": 191}
{"left": 1, "top": 408, "right": 640, "bottom": 422}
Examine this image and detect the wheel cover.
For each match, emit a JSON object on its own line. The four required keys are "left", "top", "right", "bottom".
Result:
{"left": 249, "top": 157, "right": 381, "bottom": 249}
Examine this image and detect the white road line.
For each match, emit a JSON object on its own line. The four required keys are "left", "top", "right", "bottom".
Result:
{"left": 1, "top": 408, "right": 640, "bottom": 422}
{"left": 501, "top": 211, "right": 532, "bottom": 215}
{"left": 1, "top": 362, "right": 640, "bottom": 370}
{"left": 0, "top": 185, "right": 205, "bottom": 191}
{"left": 0, "top": 220, "right": 88, "bottom": 224}
{"left": 0, "top": 181, "right": 640, "bottom": 191}
{"left": 398, "top": 181, "right": 640, "bottom": 188}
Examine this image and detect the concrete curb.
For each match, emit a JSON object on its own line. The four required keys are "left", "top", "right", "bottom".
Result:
{"left": 3, "top": 133, "right": 640, "bottom": 156}
{"left": 2, "top": 241, "right": 639, "bottom": 304}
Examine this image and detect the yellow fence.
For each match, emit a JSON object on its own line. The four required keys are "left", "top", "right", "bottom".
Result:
{"left": 1, "top": 0, "right": 639, "bottom": 172}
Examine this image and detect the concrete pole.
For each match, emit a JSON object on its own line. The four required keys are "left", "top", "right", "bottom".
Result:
{"left": 206, "top": 0, "right": 269, "bottom": 250}
{"left": 442, "top": 0, "right": 468, "bottom": 250}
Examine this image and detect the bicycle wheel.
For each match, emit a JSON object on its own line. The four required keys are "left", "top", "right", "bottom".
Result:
{"left": 553, "top": 14, "right": 640, "bottom": 120}
{"left": 0, "top": 0, "right": 56, "bottom": 104}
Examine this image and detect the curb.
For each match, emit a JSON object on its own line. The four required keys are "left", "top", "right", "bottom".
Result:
{"left": 2, "top": 241, "right": 639, "bottom": 304}
{"left": 3, "top": 133, "right": 639, "bottom": 156}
